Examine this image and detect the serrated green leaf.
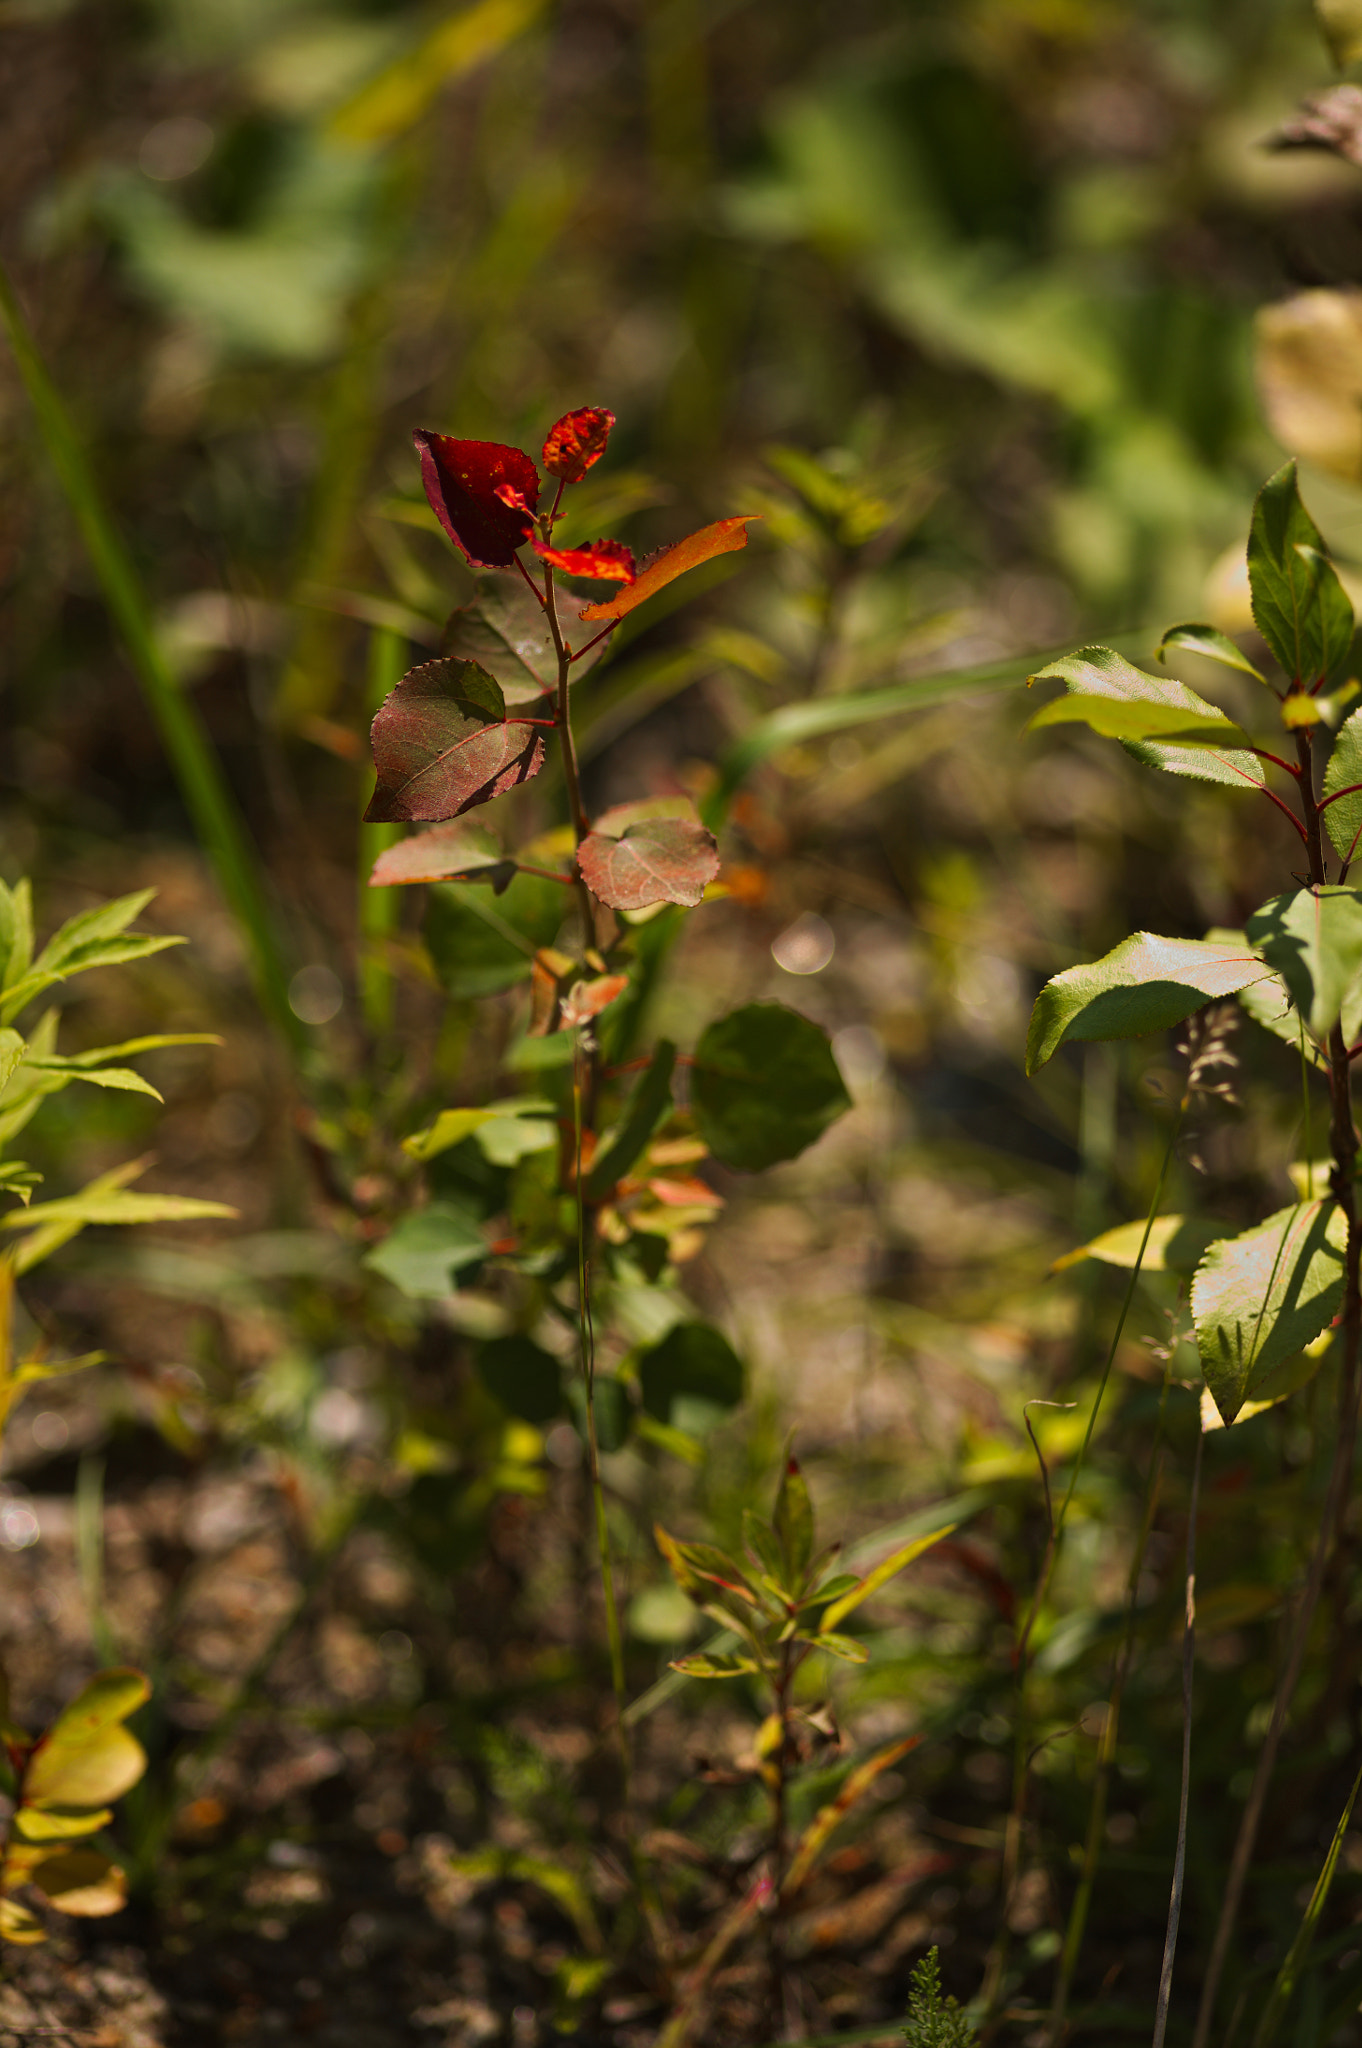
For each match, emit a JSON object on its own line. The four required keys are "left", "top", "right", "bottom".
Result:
{"left": 1245, "top": 886, "right": 1362, "bottom": 1038}
{"left": 1025, "top": 932, "right": 1269, "bottom": 1074}
{"left": 691, "top": 1003, "right": 850, "bottom": 1172}
{"left": 1051, "top": 1214, "right": 1221, "bottom": 1275}
{"left": 1027, "top": 643, "right": 1264, "bottom": 789}
{"left": 1324, "top": 707, "right": 1362, "bottom": 868}
{"left": 1157, "top": 622, "right": 1267, "bottom": 684}
{"left": 1248, "top": 461, "right": 1355, "bottom": 685}
{"left": 1026, "top": 690, "right": 1250, "bottom": 748}
{"left": 1192, "top": 1201, "right": 1347, "bottom": 1423}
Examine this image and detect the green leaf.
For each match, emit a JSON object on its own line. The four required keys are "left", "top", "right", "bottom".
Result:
{"left": 23, "top": 1062, "right": 164, "bottom": 1101}
{"left": 773, "top": 1459, "right": 815, "bottom": 1584}
{"left": 1026, "top": 691, "right": 1251, "bottom": 748}
{"left": 669, "top": 1651, "right": 759, "bottom": 1678}
{"left": 1025, "top": 932, "right": 1269, "bottom": 1074}
{"left": 0, "top": 1031, "right": 25, "bottom": 1094}
{"left": 812, "top": 1630, "right": 870, "bottom": 1664}
{"left": 475, "top": 1333, "right": 563, "bottom": 1425}
{"left": 1318, "top": 0, "right": 1362, "bottom": 68}
{"left": 637, "top": 1321, "right": 744, "bottom": 1431}
{"left": 691, "top": 1003, "right": 851, "bottom": 1171}
{"left": 11, "top": 1805, "right": 110, "bottom": 1843}
{"left": 24, "top": 1668, "right": 149, "bottom": 1809}
{"left": 1027, "top": 643, "right": 1265, "bottom": 790}
{"left": 1248, "top": 461, "right": 1355, "bottom": 685}
{"left": 742, "top": 1511, "right": 791, "bottom": 1593}
{"left": 1051, "top": 1214, "right": 1221, "bottom": 1275}
{"left": 403, "top": 1098, "right": 556, "bottom": 1164}
{"left": 362, "top": 1203, "right": 486, "bottom": 1297}
{"left": 1157, "top": 622, "right": 1267, "bottom": 684}
{"left": 1, "top": 1189, "right": 236, "bottom": 1231}
{"left": 1192, "top": 1200, "right": 1347, "bottom": 1423}
{"left": 10, "top": 1352, "right": 104, "bottom": 1394}
{"left": 1251, "top": 1757, "right": 1362, "bottom": 2048}
{"left": 0, "top": 879, "right": 34, "bottom": 992}
{"left": 424, "top": 871, "right": 567, "bottom": 999}
{"left": 1324, "top": 707, "right": 1362, "bottom": 868}
{"left": 818, "top": 1523, "right": 954, "bottom": 1632}
{"left": 584, "top": 1040, "right": 677, "bottom": 1198}
{"left": 1245, "top": 887, "right": 1362, "bottom": 1038}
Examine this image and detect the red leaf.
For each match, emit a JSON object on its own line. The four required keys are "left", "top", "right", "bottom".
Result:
{"left": 368, "top": 821, "right": 515, "bottom": 888}
{"left": 542, "top": 406, "right": 615, "bottom": 483}
{"left": 413, "top": 431, "right": 541, "bottom": 569}
{"left": 533, "top": 538, "right": 637, "bottom": 583}
{"left": 577, "top": 796, "right": 720, "bottom": 911}
{"left": 560, "top": 974, "right": 629, "bottom": 1030}
{"left": 364, "top": 658, "right": 550, "bottom": 824}
{"left": 578, "top": 517, "right": 759, "bottom": 622}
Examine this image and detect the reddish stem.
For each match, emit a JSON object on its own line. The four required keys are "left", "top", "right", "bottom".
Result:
{"left": 1256, "top": 781, "right": 1311, "bottom": 846}
{"left": 567, "top": 621, "right": 620, "bottom": 666}
{"left": 1318, "top": 782, "right": 1362, "bottom": 811}
{"left": 1251, "top": 748, "right": 1302, "bottom": 778}
{"left": 514, "top": 555, "right": 547, "bottom": 609}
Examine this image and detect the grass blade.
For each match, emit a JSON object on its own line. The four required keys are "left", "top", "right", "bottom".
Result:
{"left": 1250, "top": 1755, "right": 1362, "bottom": 2048}
{"left": 0, "top": 259, "right": 301, "bottom": 1050}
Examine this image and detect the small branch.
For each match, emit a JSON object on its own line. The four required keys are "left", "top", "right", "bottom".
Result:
{"left": 1317, "top": 781, "right": 1362, "bottom": 812}
{"left": 515, "top": 863, "right": 576, "bottom": 886}
{"left": 1256, "top": 781, "right": 1311, "bottom": 847}
{"left": 514, "top": 555, "right": 547, "bottom": 609}
{"left": 1153, "top": 1425, "right": 1203, "bottom": 2048}
{"left": 1252, "top": 749, "right": 1303, "bottom": 778}
{"left": 567, "top": 621, "right": 620, "bottom": 665}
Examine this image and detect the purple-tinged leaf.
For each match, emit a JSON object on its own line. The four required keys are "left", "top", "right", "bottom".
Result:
{"left": 369, "top": 821, "right": 516, "bottom": 890}
{"left": 412, "top": 431, "right": 541, "bottom": 569}
{"left": 442, "top": 580, "right": 609, "bottom": 704}
{"left": 578, "top": 796, "right": 719, "bottom": 911}
{"left": 364, "top": 658, "right": 550, "bottom": 824}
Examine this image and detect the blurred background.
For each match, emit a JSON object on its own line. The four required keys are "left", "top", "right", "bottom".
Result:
{"left": 5, "top": 0, "right": 1362, "bottom": 2041}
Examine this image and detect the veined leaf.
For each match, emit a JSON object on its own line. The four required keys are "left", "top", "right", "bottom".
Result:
{"left": 442, "top": 578, "right": 608, "bottom": 704}
{"left": 1051, "top": 1214, "right": 1221, "bottom": 1275}
{"left": 1157, "top": 622, "right": 1267, "bottom": 684}
{"left": 578, "top": 797, "right": 720, "bottom": 912}
{"left": 1248, "top": 461, "right": 1355, "bottom": 685}
{"left": 369, "top": 822, "right": 515, "bottom": 889}
{"left": 410, "top": 432, "right": 539, "bottom": 570}
{"left": 1025, "top": 932, "right": 1269, "bottom": 1074}
{"left": 1192, "top": 1200, "right": 1347, "bottom": 1423}
{"left": 818, "top": 1524, "right": 954, "bottom": 1632}
{"left": 1245, "top": 886, "right": 1362, "bottom": 1038}
{"left": 1026, "top": 690, "right": 1251, "bottom": 748}
{"left": 364, "top": 657, "right": 549, "bottom": 824}
{"left": 578, "top": 517, "right": 759, "bottom": 623}
{"left": 1324, "top": 707, "right": 1362, "bottom": 867}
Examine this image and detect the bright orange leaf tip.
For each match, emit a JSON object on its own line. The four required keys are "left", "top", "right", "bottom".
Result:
{"left": 534, "top": 537, "right": 637, "bottom": 583}
{"left": 543, "top": 406, "right": 615, "bottom": 483}
{"left": 578, "top": 516, "right": 760, "bottom": 623}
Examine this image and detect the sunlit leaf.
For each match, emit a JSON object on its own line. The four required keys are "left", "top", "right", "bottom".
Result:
{"left": 0, "top": 1895, "right": 43, "bottom": 1943}
{"left": 1027, "top": 691, "right": 1250, "bottom": 747}
{"left": 542, "top": 407, "right": 615, "bottom": 482}
{"left": 412, "top": 431, "right": 541, "bottom": 570}
{"left": 0, "top": 1032, "right": 24, "bottom": 1093}
{"left": 1325, "top": 708, "right": 1362, "bottom": 867}
{"left": 1317, "top": 0, "right": 1362, "bottom": 69}
{"left": 24, "top": 1669, "right": 149, "bottom": 1809}
{"left": 578, "top": 797, "right": 720, "bottom": 912}
{"left": 1025, "top": 932, "right": 1270, "bottom": 1074}
{"left": 1051, "top": 1214, "right": 1221, "bottom": 1275}
{"left": 475, "top": 1333, "right": 562, "bottom": 1425}
{"left": 12, "top": 1804, "right": 111, "bottom": 1842}
{"left": 1157, "top": 622, "right": 1267, "bottom": 684}
{"left": 691, "top": 1003, "right": 850, "bottom": 1171}
{"left": 818, "top": 1524, "right": 954, "bottom": 1632}
{"left": 535, "top": 537, "right": 636, "bottom": 582}
{"left": 558, "top": 974, "right": 629, "bottom": 1031}
{"left": 578, "top": 517, "right": 759, "bottom": 623}
{"left": 362, "top": 1204, "right": 486, "bottom": 1298}
{"left": 1194, "top": 1200, "right": 1347, "bottom": 1424}
{"left": 369, "top": 821, "right": 515, "bottom": 889}
{"left": 29, "top": 1848, "right": 127, "bottom": 1917}
{"left": 1248, "top": 461, "right": 1355, "bottom": 685}
{"left": 1, "top": 1190, "right": 236, "bottom": 1232}
{"left": 1245, "top": 886, "right": 1362, "bottom": 1038}
{"left": 403, "top": 1097, "right": 554, "bottom": 1161}
{"left": 365, "top": 658, "right": 549, "bottom": 823}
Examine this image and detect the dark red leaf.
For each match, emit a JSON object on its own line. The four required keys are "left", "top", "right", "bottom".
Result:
{"left": 364, "top": 658, "right": 550, "bottom": 824}
{"left": 542, "top": 406, "right": 615, "bottom": 483}
{"left": 413, "top": 431, "right": 541, "bottom": 569}
{"left": 579, "top": 517, "right": 759, "bottom": 622}
{"left": 533, "top": 538, "right": 637, "bottom": 583}
{"left": 577, "top": 796, "right": 720, "bottom": 911}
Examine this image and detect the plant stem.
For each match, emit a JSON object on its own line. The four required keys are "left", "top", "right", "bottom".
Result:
{"left": 0, "top": 258, "right": 301, "bottom": 1052}
{"left": 358, "top": 626, "right": 406, "bottom": 1036}
{"left": 769, "top": 1636, "right": 795, "bottom": 2037}
{"left": 1192, "top": 725, "right": 1362, "bottom": 2047}
{"left": 1153, "top": 1424, "right": 1203, "bottom": 2048}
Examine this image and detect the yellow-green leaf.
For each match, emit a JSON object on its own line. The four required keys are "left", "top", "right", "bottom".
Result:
{"left": 29, "top": 1847, "right": 128, "bottom": 1917}
{"left": 818, "top": 1524, "right": 954, "bottom": 1633}
{"left": 24, "top": 1668, "right": 150, "bottom": 1809}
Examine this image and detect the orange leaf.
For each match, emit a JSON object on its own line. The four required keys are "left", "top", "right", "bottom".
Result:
{"left": 578, "top": 517, "right": 760, "bottom": 622}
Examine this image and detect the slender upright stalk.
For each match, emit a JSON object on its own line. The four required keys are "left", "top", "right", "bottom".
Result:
{"left": 1192, "top": 726, "right": 1362, "bottom": 2047}
{"left": 1153, "top": 1426, "right": 1203, "bottom": 2048}
{"left": 768, "top": 1636, "right": 796, "bottom": 2037}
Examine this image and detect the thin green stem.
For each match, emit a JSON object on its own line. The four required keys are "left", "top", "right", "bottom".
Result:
{"left": 0, "top": 258, "right": 300, "bottom": 1051}
{"left": 1153, "top": 1424, "right": 1203, "bottom": 2048}
{"left": 358, "top": 626, "right": 406, "bottom": 1036}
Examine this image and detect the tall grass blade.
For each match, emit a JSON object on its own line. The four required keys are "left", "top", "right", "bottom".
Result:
{"left": 0, "top": 259, "right": 301, "bottom": 1050}
{"left": 1250, "top": 1755, "right": 1362, "bottom": 2048}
